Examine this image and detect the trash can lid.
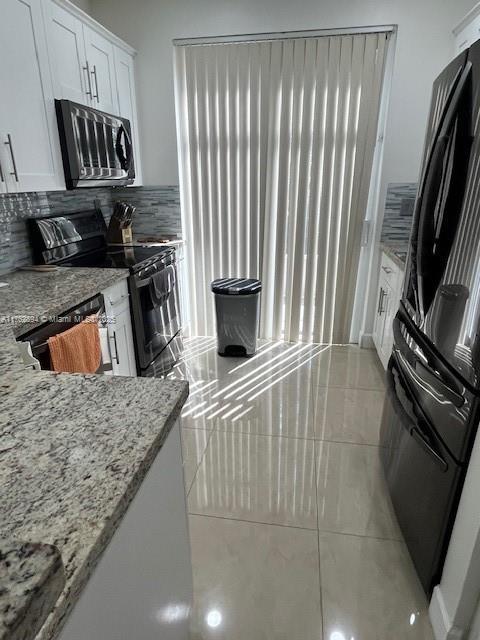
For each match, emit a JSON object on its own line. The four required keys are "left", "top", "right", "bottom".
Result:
{"left": 211, "top": 278, "right": 262, "bottom": 295}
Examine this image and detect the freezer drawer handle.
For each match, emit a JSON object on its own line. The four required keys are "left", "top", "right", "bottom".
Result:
{"left": 411, "top": 427, "right": 448, "bottom": 471}
{"left": 394, "top": 305, "right": 465, "bottom": 405}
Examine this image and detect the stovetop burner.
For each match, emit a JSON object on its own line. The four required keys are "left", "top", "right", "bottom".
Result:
{"left": 58, "top": 244, "right": 174, "bottom": 273}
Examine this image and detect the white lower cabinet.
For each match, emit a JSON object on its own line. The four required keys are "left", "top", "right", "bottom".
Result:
{"left": 373, "top": 251, "right": 404, "bottom": 369}
{"left": 56, "top": 419, "right": 193, "bottom": 640}
{"left": 453, "top": 5, "right": 480, "bottom": 55}
{"left": 102, "top": 280, "right": 137, "bottom": 377}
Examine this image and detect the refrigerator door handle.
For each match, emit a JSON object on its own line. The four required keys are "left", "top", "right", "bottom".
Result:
{"left": 415, "top": 61, "right": 472, "bottom": 316}
{"left": 417, "top": 61, "right": 471, "bottom": 204}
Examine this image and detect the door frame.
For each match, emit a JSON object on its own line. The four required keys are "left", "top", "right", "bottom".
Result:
{"left": 350, "top": 26, "right": 398, "bottom": 345}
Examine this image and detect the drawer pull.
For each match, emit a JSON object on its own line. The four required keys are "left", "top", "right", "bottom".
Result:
{"left": 382, "top": 265, "right": 393, "bottom": 274}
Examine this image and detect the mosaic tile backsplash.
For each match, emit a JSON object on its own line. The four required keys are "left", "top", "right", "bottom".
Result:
{"left": 380, "top": 183, "right": 417, "bottom": 247}
{"left": 0, "top": 185, "right": 182, "bottom": 274}
{"left": 113, "top": 186, "right": 182, "bottom": 240}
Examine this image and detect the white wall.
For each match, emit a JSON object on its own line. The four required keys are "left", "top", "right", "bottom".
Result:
{"left": 90, "top": 0, "right": 475, "bottom": 336}
{"left": 90, "top": 0, "right": 474, "bottom": 184}
{"left": 69, "top": 0, "right": 91, "bottom": 14}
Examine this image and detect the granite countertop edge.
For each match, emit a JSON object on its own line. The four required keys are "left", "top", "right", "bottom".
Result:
{"left": 379, "top": 241, "right": 407, "bottom": 269}
{"left": 35, "top": 379, "right": 189, "bottom": 640}
{"left": 0, "top": 542, "right": 65, "bottom": 640}
{"left": 0, "top": 267, "right": 189, "bottom": 640}
{"left": 0, "top": 268, "right": 130, "bottom": 338}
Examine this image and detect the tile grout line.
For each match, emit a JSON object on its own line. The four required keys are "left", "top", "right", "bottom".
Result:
{"left": 184, "top": 422, "right": 216, "bottom": 499}
{"left": 311, "top": 374, "right": 325, "bottom": 640}
{"left": 182, "top": 424, "right": 388, "bottom": 448}
{"left": 186, "top": 510, "right": 319, "bottom": 533}
{"left": 186, "top": 509, "right": 405, "bottom": 542}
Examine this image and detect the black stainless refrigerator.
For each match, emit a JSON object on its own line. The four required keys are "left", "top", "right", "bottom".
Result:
{"left": 380, "top": 39, "right": 480, "bottom": 596}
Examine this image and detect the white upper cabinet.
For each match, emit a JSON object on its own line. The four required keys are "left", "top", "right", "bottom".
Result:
{"left": 453, "top": 4, "right": 480, "bottom": 56}
{"left": 83, "top": 25, "right": 119, "bottom": 114}
{"left": 114, "top": 46, "right": 143, "bottom": 184}
{"left": 47, "top": 2, "right": 89, "bottom": 103}
{"left": 0, "top": 0, "right": 141, "bottom": 193}
{"left": 0, "top": 0, "right": 64, "bottom": 192}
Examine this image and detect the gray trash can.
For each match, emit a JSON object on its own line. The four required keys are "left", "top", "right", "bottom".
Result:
{"left": 211, "top": 278, "right": 262, "bottom": 357}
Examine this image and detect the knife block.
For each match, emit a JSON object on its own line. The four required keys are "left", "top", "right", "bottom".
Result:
{"left": 106, "top": 218, "right": 133, "bottom": 244}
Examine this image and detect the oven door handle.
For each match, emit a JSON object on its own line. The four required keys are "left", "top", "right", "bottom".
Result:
{"left": 136, "top": 265, "right": 176, "bottom": 292}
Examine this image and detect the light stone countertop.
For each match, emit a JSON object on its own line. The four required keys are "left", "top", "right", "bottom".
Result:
{"left": 0, "top": 268, "right": 129, "bottom": 337}
{"left": 0, "top": 268, "right": 189, "bottom": 640}
{"left": 0, "top": 541, "right": 65, "bottom": 640}
{"left": 380, "top": 241, "right": 408, "bottom": 270}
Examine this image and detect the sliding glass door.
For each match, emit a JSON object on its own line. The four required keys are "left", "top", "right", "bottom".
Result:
{"left": 174, "top": 30, "right": 391, "bottom": 342}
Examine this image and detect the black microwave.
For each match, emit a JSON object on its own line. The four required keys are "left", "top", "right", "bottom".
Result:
{"left": 55, "top": 99, "right": 135, "bottom": 189}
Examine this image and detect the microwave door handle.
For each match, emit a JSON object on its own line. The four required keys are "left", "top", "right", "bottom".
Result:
{"left": 115, "top": 125, "right": 132, "bottom": 171}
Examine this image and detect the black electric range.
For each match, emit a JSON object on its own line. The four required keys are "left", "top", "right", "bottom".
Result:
{"left": 27, "top": 209, "right": 183, "bottom": 376}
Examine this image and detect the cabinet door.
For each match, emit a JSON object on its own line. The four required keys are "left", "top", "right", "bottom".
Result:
{"left": 454, "top": 15, "right": 480, "bottom": 55}
{"left": 373, "top": 275, "right": 394, "bottom": 369}
{"left": 56, "top": 420, "right": 193, "bottom": 640}
{"left": 382, "top": 271, "right": 404, "bottom": 364}
{"left": 379, "top": 280, "right": 394, "bottom": 365}
{"left": 114, "top": 46, "right": 142, "bottom": 184}
{"left": 109, "top": 304, "right": 137, "bottom": 376}
{"left": 83, "top": 25, "right": 118, "bottom": 114}
{"left": 47, "top": 2, "right": 90, "bottom": 104}
{"left": 0, "top": 0, "right": 64, "bottom": 192}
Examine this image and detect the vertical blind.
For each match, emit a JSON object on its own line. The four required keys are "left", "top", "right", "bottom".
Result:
{"left": 174, "top": 31, "right": 390, "bottom": 342}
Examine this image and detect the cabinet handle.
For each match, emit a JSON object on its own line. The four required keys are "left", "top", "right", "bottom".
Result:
{"left": 91, "top": 65, "right": 100, "bottom": 102}
{"left": 377, "top": 287, "right": 383, "bottom": 314}
{"left": 83, "top": 61, "right": 92, "bottom": 98}
{"left": 0, "top": 159, "right": 4, "bottom": 183}
{"left": 5, "top": 134, "right": 18, "bottom": 182}
{"left": 377, "top": 287, "right": 387, "bottom": 314}
{"left": 112, "top": 330, "right": 120, "bottom": 365}
{"left": 382, "top": 265, "right": 392, "bottom": 274}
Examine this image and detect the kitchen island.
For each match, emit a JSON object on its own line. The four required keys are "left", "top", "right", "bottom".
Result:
{"left": 0, "top": 268, "right": 190, "bottom": 640}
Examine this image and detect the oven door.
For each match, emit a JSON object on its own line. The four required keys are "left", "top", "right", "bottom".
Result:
{"left": 130, "top": 262, "right": 181, "bottom": 371}
{"left": 55, "top": 99, "right": 135, "bottom": 188}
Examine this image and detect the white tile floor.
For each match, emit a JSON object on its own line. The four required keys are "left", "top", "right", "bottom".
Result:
{"left": 171, "top": 337, "right": 434, "bottom": 640}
